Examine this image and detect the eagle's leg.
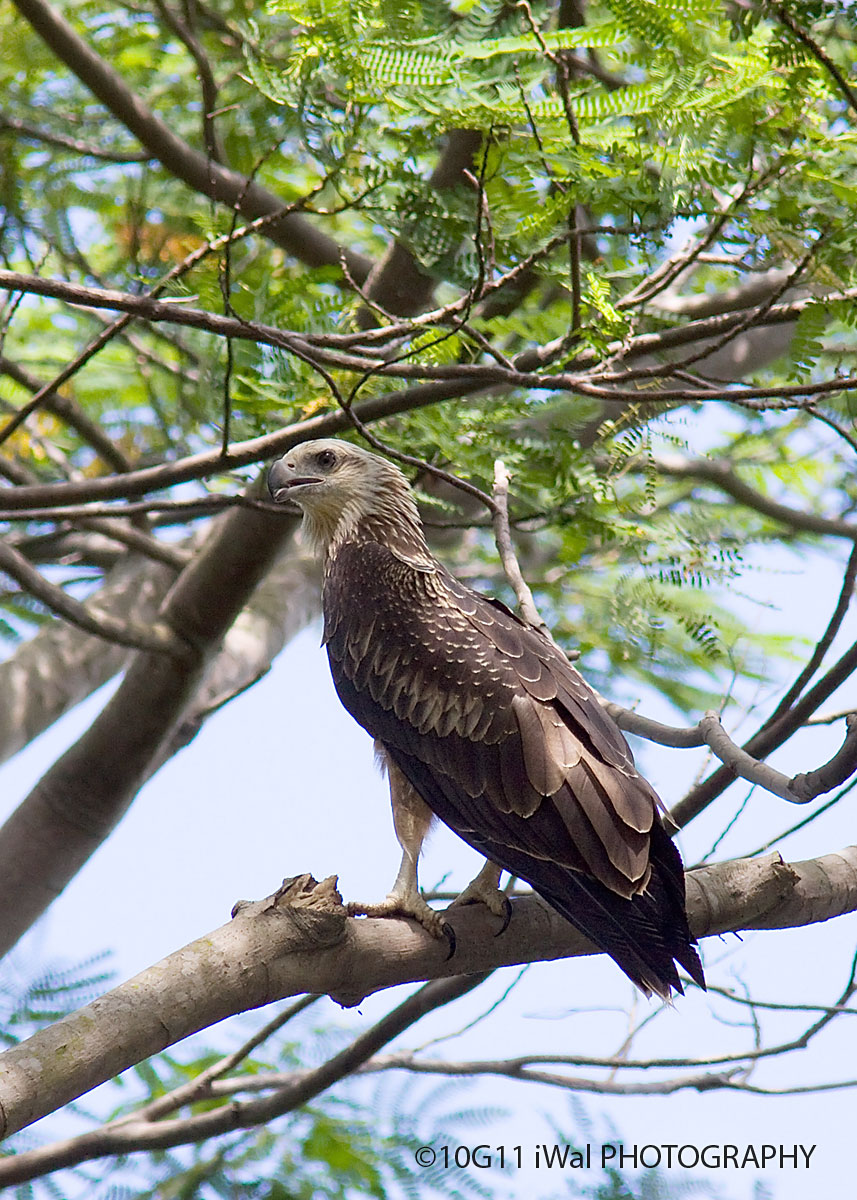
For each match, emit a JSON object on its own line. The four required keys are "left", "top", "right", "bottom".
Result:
{"left": 450, "top": 860, "right": 512, "bottom": 932}
{"left": 347, "top": 750, "right": 453, "bottom": 950}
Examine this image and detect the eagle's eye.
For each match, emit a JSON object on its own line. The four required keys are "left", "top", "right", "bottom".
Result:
{"left": 315, "top": 448, "right": 337, "bottom": 470}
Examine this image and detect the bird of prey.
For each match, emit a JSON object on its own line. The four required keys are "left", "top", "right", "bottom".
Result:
{"left": 268, "top": 438, "right": 705, "bottom": 999}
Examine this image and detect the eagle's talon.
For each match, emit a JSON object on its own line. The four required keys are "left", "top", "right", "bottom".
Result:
{"left": 441, "top": 920, "right": 457, "bottom": 959}
{"left": 346, "top": 893, "right": 448, "bottom": 943}
{"left": 450, "top": 861, "right": 510, "bottom": 934}
{"left": 495, "top": 895, "right": 513, "bottom": 936}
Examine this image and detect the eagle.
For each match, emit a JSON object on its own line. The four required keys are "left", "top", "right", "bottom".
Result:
{"left": 268, "top": 438, "right": 705, "bottom": 999}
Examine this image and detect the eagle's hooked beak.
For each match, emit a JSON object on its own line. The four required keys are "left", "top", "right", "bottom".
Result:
{"left": 268, "top": 458, "right": 322, "bottom": 504}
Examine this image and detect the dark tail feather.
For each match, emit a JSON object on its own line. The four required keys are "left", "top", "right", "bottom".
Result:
{"left": 531, "top": 822, "right": 705, "bottom": 999}
{"left": 475, "top": 823, "right": 705, "bottom": 999}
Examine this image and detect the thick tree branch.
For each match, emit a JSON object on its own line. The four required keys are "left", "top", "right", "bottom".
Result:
{"left": 147, "top": 540, "right": 320, "bottom": 772}
{"left": 0, "top": 848, "right": 854, "bottom": 1144}
{"left": 9, "top": 0, "right": 372, "bottom": 280}
{"left": 0, "top": 966, "right": 490, "bottom": 1183}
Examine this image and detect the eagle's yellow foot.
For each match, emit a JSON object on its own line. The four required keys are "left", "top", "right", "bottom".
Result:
{"left": 347, "top": 893, "right": 456, "bottom": 957}
{"left": 450, "top": 861, "right": 512, "bottom": 934}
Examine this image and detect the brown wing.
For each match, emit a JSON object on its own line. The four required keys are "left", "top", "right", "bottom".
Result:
{"left": 323, "top": 540, "right": 703, "bottom": 997}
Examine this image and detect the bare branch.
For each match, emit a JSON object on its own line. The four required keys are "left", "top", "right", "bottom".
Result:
{"left": 672, "top": 635, "right": 857, "bottom": 827}
{"left": 491, "top": 459, "right": 553, "bottom": 639}
{"left": 806, "top": 708, "right": 857, "bottom": 727}
{"left": 603, "top": 702, "right": 857, "bottom": 805}
{"left": 0, "top": 113, "right": 153, "bottom": 162}
{"left": 791, "top": 714, "right": 857, "bottom": 803}
{"left": 4, "top": 270, "right": 857, "bottom": 413}
{"left": 696, "top": 711, "right": 814, "bottom": 805}
{"left": 114, "top": 994, "right": 322, "bottom": 1127}
{"left": 0, "top": 374, "right": 477, "bottom": 511}
{"left": 358, "top": 1055, "right": 738, "bottom": 1095}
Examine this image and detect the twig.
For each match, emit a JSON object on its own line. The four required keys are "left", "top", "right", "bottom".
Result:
{"left": 491, "top": 460, "right": 552, "bottom": 638}
{"left": 0, "top": 495, "right": 280, "bottom": 523}
{"left": 0, "top": 354, "right": 131, "bottom": 473}
{"left": 743, "top": 777, "right": 857, "bottom": 859}
{"left": 0, "top": 179, "right": 334, "bottom": 450}
{"left": 342, "top": 408, "right": 497, "bottom": 514}
{"left": 806, "top": 708, "right": 857, "bottom": 726}
{"left": 0, "top": 114, "right": 153, "bottom": 162}
{"left": 773, "top": 2, "right": 857, "bottom": 120}
{"left": 153, "top": 0, "right": 225, "bottom": 163}
{"left": 0, "top": 541, "right": 185, "bottom": 657}
{"left": 10, "top": 0, "right": 373, "bottom": 282}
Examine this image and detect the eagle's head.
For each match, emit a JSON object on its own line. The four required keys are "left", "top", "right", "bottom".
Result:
{"left": 268, "top": 438, "right": 427, "bottom": 561}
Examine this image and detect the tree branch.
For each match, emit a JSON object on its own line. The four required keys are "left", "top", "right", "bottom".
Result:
{"left": 654, "top": 454, "right": 857, "bottom": 542}
{"left": 0, "top": 966, "right": 490, "bottom": 1183}
{"left": 491, "top": 459, "right": 554, "bottom": 639}
{"left": 0, "top": 848, "right": 854, "bottom": 1143}
{"left": 0, "top": 355, "right": 132, "bottom": 473}
{"left": 0, "top": 113, "right": 154, "bottom": 162}
{"left": 672, "top": 634, "right": 857, "bottom": 826}
{"left": 773, "top": 2, "right": 857, "bottom": 120}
